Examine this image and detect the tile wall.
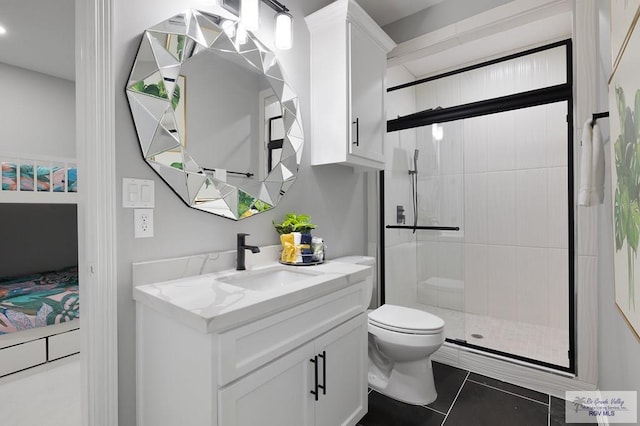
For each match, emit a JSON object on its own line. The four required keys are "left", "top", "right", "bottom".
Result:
{"left": 461, "top": 102, "right": 569, "bottom": 330}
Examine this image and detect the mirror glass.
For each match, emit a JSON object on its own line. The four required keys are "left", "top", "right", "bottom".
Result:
{"left": 126, "top": 9, "right": 303, "bottom": 220}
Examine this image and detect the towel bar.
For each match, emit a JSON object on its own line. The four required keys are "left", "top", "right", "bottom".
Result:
{"left": 386, "top": 225, "right": 460, "bottom": 231}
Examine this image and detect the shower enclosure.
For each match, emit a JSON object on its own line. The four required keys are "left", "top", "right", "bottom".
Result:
{"left": 381, "top": 40, "right": 574, "bottom": 371}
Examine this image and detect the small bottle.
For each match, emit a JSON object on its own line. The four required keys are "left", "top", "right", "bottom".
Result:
{"left": 312, "top": 237, "right": 324, "bottom": 262}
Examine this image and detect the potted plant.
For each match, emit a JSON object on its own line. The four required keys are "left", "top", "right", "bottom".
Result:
{"left": 273, "top": 213, "right": 317, "bottom": 264}
{"left": 272, "top": 213, "right": 317, "bottom": 235}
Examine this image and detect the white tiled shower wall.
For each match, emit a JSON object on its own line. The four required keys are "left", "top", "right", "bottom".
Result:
{"left": 385, "top": 45, "right": 569, "bottom": 331}
{"left": 461, "top": 103, "right": 569, "bottom": 330}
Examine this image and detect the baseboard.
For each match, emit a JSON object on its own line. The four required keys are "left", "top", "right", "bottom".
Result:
{"left": 432, "top": 342, "right": 596, "bottom": 400}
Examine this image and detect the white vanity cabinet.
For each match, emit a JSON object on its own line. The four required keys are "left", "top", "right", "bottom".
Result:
{"left": 219, "top": 314, "right": 367, "bottom": 426}
{"left": 135, "top": 264, "right": 371, "bottom": 426}
{"left": 306, "top": 0, "right": 396, "bottom": 171}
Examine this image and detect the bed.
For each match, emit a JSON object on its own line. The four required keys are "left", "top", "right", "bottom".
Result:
{"left": 0, "top": 265, "right": 79, "bottom": 335}
{"left": 0, "top": 154, "right": 81, "bottom": 376}
{"left": 0, "top": 266, "right": 80, "bottom": 377}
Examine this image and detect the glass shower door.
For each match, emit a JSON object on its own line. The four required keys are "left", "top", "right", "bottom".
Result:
{"left": 383, "top": 121, "right": 466, "bottom": 343}
{"left": 384, "top": 40, "right": 573, "bottom": 371}
{"left": 385, "top": 104, "right": 571, "bottom": 369}
{"left": 413, "top": 121, "right": 466, "bottom": 343}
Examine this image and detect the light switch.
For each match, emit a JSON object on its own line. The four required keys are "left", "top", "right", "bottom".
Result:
{"left": 140, "top": 184, "right": 152, "bottom": 203}
{"left": 128, "top": 184, "right": 139, "bottom": 202}
{"left": 122, "top": 178, "right": 155, "bottom": 208}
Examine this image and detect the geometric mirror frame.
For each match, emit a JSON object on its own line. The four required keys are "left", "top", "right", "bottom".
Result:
{"left": 125, "top": 9, "right": 303, "bottom": 220}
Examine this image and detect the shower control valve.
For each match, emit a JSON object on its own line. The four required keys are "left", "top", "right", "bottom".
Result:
{"left": 396, "top": 205, "right": 406, "bottom": 224}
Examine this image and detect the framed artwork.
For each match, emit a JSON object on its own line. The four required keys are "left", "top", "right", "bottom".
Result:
{"left": 611, "top": 0, "right": 640, "bottom": 77}
{"left": 609, "top": 2, "right": 640, "bottom": 339}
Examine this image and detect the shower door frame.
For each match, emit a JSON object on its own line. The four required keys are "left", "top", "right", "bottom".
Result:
{"left": 380, "top": 39, "right": 576, "bottom": 374}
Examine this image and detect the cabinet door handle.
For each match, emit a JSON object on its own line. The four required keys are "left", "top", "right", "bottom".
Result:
{"left": 318, "top": 351, "right": 326, "bottom": 395}
{"left": 310, "top": 356, "right": 319, "bottom": 401}
{"left": 352, "top": 117, "right": 359, "bottom": 146}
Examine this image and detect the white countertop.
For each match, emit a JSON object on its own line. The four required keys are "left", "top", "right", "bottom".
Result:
{"left": 133, "top": 260, "right": 372, "bottom": 333}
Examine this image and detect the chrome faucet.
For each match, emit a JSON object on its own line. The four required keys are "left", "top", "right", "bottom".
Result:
{"left": 237, "top": 233, "right": 260, "bottom": 270}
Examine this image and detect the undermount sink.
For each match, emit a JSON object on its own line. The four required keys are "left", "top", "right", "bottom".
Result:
{"left": 217, "top": 266, "right": 319, "bottom": 291}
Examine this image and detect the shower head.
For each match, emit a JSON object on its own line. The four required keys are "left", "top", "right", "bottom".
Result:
{"left": 413, "top": 149, "right": 419, "bottom": 174}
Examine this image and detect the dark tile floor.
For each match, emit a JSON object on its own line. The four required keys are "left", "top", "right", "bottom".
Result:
{"left": 359, "top": 362, "right": 585, "bottom": 426}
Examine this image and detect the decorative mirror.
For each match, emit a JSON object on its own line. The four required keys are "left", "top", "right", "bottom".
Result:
{"left": 126, "top": 9, "right": 303, "bottom": 220}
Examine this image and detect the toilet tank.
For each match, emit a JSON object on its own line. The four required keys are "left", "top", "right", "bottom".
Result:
{"left": 332, "top": 256, "right": 376, "bottom": 308}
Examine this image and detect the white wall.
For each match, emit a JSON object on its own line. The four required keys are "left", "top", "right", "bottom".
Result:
{"left": 0, "top": 62, "right": 75, "bottom": 158}
{"left": 595, "top": 0, "right": 640, "bottom": 403}
{"left": 114, "top": 1, "right": 366, "bottom": 424}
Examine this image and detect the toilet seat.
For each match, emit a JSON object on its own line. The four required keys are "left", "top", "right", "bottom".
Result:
{"left": 369, "top": 304, "right": 444, "bottom": 335}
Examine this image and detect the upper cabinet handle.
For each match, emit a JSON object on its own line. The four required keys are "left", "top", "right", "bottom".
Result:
{"left": 352, "top": 118, "right": 359, "bottom": 146}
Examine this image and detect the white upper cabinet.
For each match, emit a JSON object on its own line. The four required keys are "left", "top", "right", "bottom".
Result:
{"left": 306, "top": 0, "right": 396, "bottom": 171}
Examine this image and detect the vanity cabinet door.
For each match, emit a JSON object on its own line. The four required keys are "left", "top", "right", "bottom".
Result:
{"left": 348, "top": 22, "right": 386, "bottom": 165}
{"left": 218, "top": 342, "right": 316, "bottom": 426}
{"left": 315, "top": 313, "right": 368, "bottom": 426}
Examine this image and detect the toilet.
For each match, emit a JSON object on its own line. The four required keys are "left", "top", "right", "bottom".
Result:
{"left": 334, "top": 256, "right": 445, "bottom": 405}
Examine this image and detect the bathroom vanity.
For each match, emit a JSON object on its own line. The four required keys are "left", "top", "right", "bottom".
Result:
{"left": 134, "top": 258, "right": 372, "bottom": 426}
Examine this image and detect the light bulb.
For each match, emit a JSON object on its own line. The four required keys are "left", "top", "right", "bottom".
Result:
{"left": 241, "top": 0, "right": 259, "bottom": 32}
{"left": 275, "top": 12, "right": 292, "bottom": 50}
{"left": 0, "top": 25, "right": 7, "bottom": 35}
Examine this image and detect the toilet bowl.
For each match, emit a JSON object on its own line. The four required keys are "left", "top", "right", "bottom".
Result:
{"left": 333, "top": 256, "right": 446, "bottom": 405}
{"left": 368, "top": 304, "right": 444, "bottom": 405}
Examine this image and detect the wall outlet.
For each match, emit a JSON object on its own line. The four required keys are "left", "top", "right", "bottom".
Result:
{"left": 134, "top": 209, "right": 154, "bottom": 238}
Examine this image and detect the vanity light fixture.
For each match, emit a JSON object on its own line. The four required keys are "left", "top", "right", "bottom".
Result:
{"left": 240, "top": 0, "right": 260, "bottom": 31}
{"left": 274, "top": 10, "right": 292, "bottom": 50}
{"left": 239, "top": 0, "right": 293, "bottom": 50}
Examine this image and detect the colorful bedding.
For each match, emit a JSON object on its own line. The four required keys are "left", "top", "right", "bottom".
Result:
{"left": 0, "top": 266, "right": 79, "bottom": 335}
{"left": 1, "top": 162, "right": 77, "bottom": 192}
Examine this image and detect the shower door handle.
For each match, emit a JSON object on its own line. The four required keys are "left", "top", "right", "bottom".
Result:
{"left": 352, "top": 117, "right": 359, "bottom": 146}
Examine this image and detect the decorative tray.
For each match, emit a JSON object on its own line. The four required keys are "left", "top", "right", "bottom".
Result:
{"left": 279, "top": 260, "right": 324, "bottom": 266}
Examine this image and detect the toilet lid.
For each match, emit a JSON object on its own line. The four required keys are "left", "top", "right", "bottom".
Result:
{"left": 369, "top": 304, "right": 444, "bottom": 335}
